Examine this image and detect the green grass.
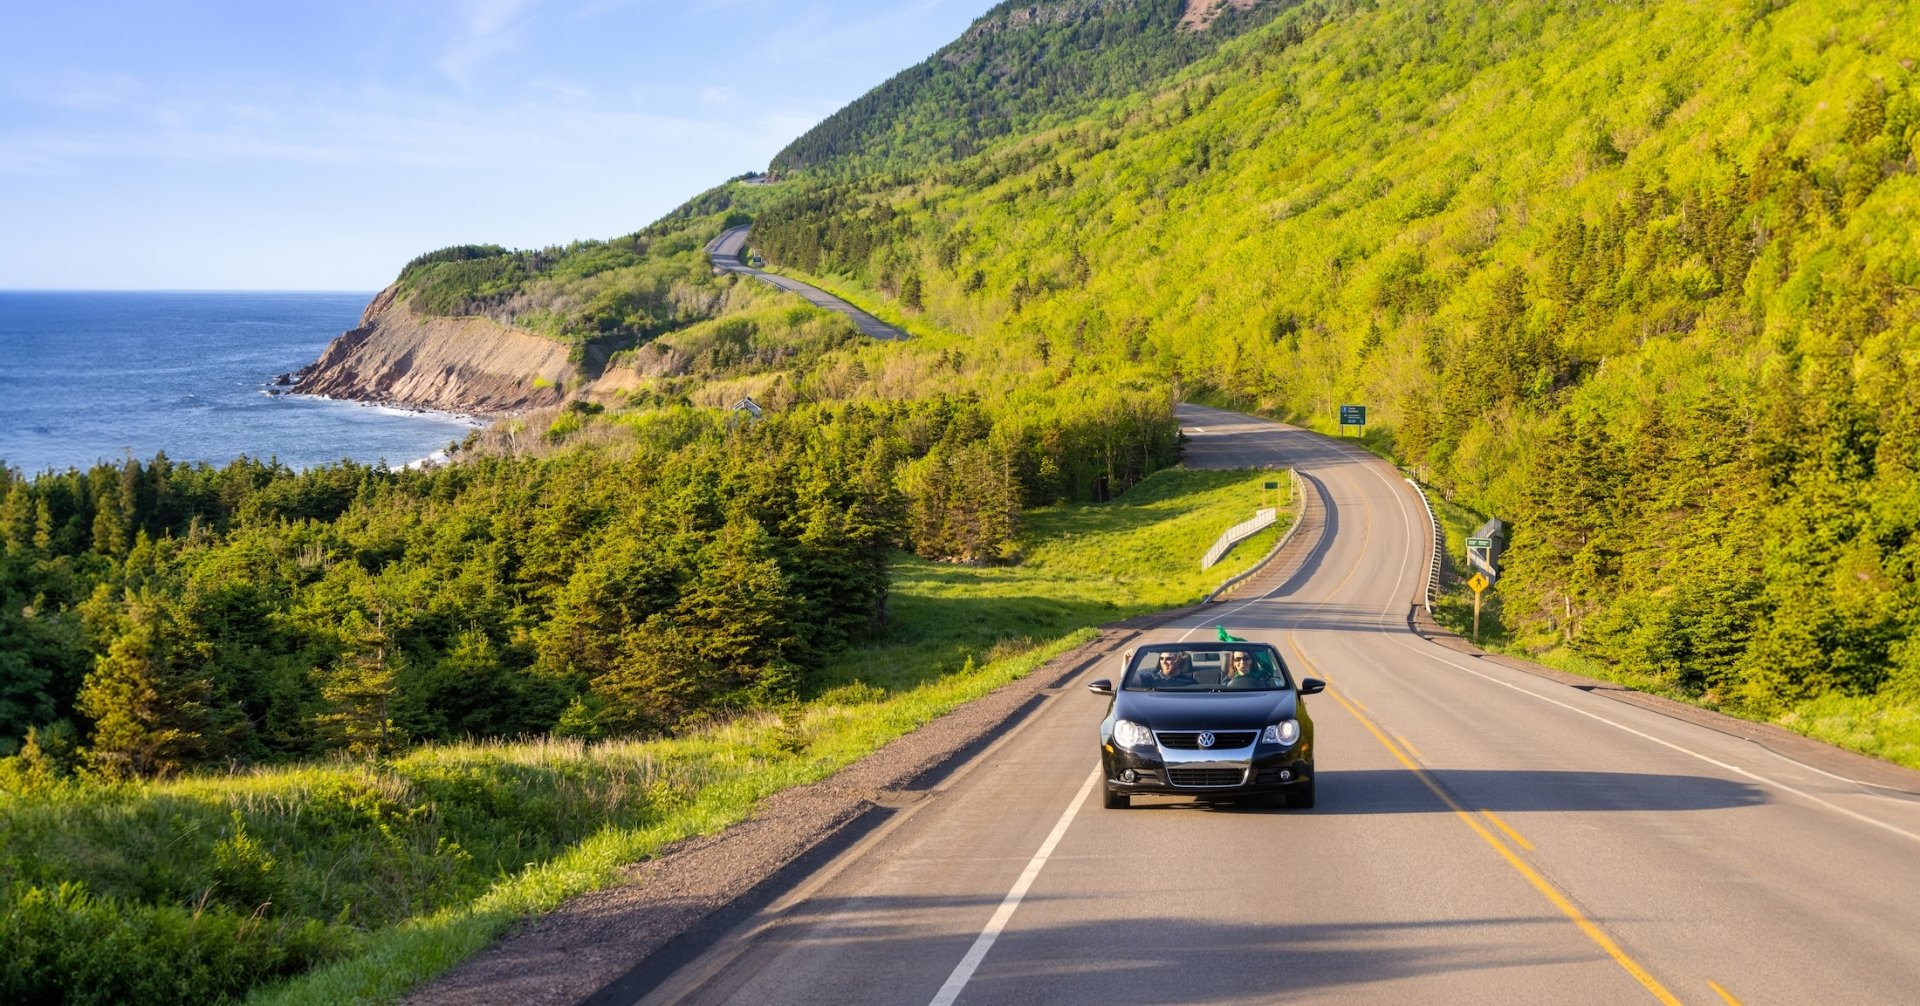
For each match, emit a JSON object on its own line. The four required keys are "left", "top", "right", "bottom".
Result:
{"left": 1778, "top": 694, "right": 1920, "bottom": 770}
{"left": 813, "top": 467, "right": 1288, "bottom": 695}
{"left": 2, "top": 466, "right": 1289, "bottom": 1006}
{"left": 250, "top": 634, "right": 1092, "bottom": 1006}
{"left": 1433, "top": 563, "right": 1920, "bottom": 773}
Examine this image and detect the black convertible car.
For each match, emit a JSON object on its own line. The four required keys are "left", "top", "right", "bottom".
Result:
{"left": 1088, "top": 641, "right": 1323, "bottom": 809}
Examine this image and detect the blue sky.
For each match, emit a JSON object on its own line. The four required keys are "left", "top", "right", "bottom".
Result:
{"left": 0, "top": 1, "right": 987, "bottom": 290}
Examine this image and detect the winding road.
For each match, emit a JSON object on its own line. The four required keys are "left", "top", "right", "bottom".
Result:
{"left": 705, "top": 226, "right": 908, "bottom": 341}
{"left": 604, "top": 404, "right": 1920, "bottom": 1005}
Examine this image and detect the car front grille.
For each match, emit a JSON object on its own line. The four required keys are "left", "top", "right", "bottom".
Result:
{"left": 1156, "top": 730, "right": 1257, "bottom": 750}
{"left": 1168, "top": 768, "right": 1248, "bottom": 788}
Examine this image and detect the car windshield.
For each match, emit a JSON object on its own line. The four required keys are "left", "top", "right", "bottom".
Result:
{"left": 1122, "top": 646, "right": 1292, "bottom": 692}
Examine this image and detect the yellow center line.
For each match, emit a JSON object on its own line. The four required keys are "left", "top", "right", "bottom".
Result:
{"left": 1393, "top": 732, "right": 1425, "bottom": 759}
{"left": 1708, "top": 979, "right": 1745, "bottom": 1005}
{"left": 1479, "top": 809, "right": 1536, "bottom": 852}
{"left": 1289, "top": 640, "right": 1682, "bottom": 1006}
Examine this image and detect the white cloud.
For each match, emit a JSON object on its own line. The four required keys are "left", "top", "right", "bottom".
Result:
{"left": 0, "top": 134, "right": 116, "bottom": 174}
{"left": 528, "top": 76, "right": 591, "bottom": 102}
{"left": 13, "top": 70, "right": 147, "bottom": 113}
{"left": 437, "top": 0, "right": 543, "bottom": 88}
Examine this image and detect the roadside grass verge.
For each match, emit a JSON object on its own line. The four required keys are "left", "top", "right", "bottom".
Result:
{"left": 250, "top": 632, "right": 1090, "bottom": 1006}
{"left": 813, "top": 466, "right": 1287, "bottom": 695}
{"left": 1, "top": 467, "right": 1286, "bottom": 1006}
{"left": 1433, "top": 604, "right": 1920, "bottom": 772}
{"left": 1429, "top": 538, "right": 1920, "bottom": 772}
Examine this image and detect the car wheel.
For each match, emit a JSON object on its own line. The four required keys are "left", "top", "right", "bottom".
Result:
{"left": 1103, "top": 788, "right": 1130, "bottom": 809}
{"left": 1283, "top": 779, "right": 1315, "bottom": 809}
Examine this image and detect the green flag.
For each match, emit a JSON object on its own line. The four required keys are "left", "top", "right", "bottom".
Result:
{"left": 1216, "top": 625, "right": 1245, "bottom": 642}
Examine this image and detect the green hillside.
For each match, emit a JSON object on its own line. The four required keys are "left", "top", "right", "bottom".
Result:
{"left": 744, "top": 0, "right": 1920, "bottom": 747}
{"left": 770, "top": 0, "right": 1297, "bottom": 175}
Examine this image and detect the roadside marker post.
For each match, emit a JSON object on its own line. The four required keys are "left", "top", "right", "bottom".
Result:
{"left": 1468, "top": 572, "right": 1490, "bottom": 642}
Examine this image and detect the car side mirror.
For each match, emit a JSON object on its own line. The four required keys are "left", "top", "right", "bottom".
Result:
{"left": 1298, "top": 678, "right": 1326, "bottom": 695}
{"left": 1087, "top": 679, "right": 1114, "bottom": 696}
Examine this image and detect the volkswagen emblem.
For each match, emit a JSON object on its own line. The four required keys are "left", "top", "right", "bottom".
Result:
{"left": 1198, "top": 731, "right": 1216, "bottom": 748}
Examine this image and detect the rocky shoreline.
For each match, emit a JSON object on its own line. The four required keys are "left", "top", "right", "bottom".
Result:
{"left": 289, "top": 285, "right": 574, "bottom": 418}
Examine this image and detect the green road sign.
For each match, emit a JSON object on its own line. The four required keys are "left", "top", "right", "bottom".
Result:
{"left": 1466, "top": 537, "right": 1493, "bottom": 548}
{"left": 1263, "top": 481, "right": 1280, "bottom": 490}
{"left": 1339, "top": 404, "right": 1367, "bottom": 426}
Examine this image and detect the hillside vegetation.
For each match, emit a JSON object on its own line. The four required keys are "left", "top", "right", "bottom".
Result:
{"left": 771, "top": 0, "right": 1297, "bottom": 175}
{"left": 743, "top": 0, "right": 1920, "bottom": 754}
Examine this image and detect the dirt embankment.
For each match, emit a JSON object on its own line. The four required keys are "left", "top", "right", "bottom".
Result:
{"left": 294, "top": 286, "right": 573, "bottom": 417}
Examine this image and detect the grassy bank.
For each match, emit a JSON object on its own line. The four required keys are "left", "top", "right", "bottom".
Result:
{"left": 0, "top": 467, "right": 1286, "bottom": 1006}
{"left": 1427, "top": 513, "right": 1920, "bottom": 773}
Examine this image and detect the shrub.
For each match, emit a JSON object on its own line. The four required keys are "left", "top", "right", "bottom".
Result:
{"left": 0, "top": 881, "right": 355, "bottom": 1006}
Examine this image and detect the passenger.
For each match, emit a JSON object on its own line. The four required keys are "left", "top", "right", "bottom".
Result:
{"left": 1144, "top": 650, "right": 1198, "bottom": 687}
{"left": 1223, "top": 650, "right": 1258, "bottom": 682}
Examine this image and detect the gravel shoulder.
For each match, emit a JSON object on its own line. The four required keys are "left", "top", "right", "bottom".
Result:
{"left": 402, "top": 614, "right": 1181, "bottom": 1006}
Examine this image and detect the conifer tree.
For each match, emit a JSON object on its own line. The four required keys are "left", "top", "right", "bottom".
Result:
{"left": 0, "top": 481, "right": 33, "bottom": 557}
{"left": 313, "top": 606, "right": 401, "bottom": 759}
{"left": 76, "top": 596, "right": 210, "bottom": 779}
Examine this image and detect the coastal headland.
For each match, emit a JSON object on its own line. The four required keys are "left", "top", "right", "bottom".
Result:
{"left": 294, "top": 285, "right": 573, "bottom": 417}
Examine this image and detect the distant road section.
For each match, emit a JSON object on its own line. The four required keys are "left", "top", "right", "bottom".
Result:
{"left": 705, "top": 225, "right": 908, "bottom": 341}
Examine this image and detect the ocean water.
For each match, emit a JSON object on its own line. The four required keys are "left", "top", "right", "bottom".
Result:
{"left": 0, "top": 291, "right": 480, "bottom": 477}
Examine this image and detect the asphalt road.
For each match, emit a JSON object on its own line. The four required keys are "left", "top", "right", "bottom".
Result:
{"left": 617, "top": 403, "right": 1920, "bottom": 1006}
{"left": 705, "top": 226, "right": 907, "bottom": 341}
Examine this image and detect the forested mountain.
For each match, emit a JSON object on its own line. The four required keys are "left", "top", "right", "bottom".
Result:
{"left": 770, "top": 0, "right": 1296, "bottom": 175}
{"left": 740, "top": 0, "right": 1920, "bottom": 747}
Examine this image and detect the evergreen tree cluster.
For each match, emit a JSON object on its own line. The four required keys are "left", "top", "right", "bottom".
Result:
{"left": 0, "top": 419, "right": 896, "bottom": 775}
{"left": 0, "top": 389, "right": 1175, "bottom": 778}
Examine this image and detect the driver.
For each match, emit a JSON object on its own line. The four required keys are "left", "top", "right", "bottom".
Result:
{"left": 1144, "top": 650, "right": 1197, "bottom": 687}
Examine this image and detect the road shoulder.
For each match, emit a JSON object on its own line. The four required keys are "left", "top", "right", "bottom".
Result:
{"left": 401, "top": 621, "right": 1178, "bottom": 1006}
{"left": 1406, "top": 605, "right": 1920, "bottom": 796}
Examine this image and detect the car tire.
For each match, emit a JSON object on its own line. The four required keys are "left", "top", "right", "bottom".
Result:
{"left": 1283, "top": 779, "right": 1315, "bottom": 809}
{"left": 1103, "top": 789, "right": 1130, "bottom": 809}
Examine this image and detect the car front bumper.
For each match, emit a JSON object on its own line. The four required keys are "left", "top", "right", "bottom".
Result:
{"left": 1101, "top": 741, "right": 1313, "bottom": 797}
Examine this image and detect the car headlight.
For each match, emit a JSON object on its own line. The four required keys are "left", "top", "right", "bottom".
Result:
{"left": 1113, "top": 719, "right": 1154, "bottom": 749}
{"left": 1263, "top": 719, "right": 1300, "bottom": 746}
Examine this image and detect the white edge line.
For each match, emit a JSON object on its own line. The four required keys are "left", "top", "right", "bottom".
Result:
{"left": 927, "top": 766, "right": 1102, "bottom": 1006}
{"left": 1297, "top": 433, "right": 1920, "bottom": 844}
{"left": 1388, "top": 634, "right": 1920, "bottom": 847}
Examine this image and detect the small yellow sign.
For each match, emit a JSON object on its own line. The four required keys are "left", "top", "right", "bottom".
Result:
{"left": 1468, "top": 572, "right": 1490, "bottom": 594}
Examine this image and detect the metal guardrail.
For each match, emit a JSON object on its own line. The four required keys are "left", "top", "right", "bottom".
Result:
{"left": 1405, "top": 475, "right": 1442, "bottom": 613}
{"left": 1203, "top": 469, "right": 1304, "bottom": 602}
{"left": 1202, "top": 506, "right": 1278, "bottom": 569}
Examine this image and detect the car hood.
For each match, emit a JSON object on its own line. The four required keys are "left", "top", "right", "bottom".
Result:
{"left": 1114, "top": 690, "right": 1299, "bottom": 729}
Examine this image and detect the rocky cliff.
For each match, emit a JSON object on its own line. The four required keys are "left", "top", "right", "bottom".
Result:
{"left": 294, "top": 286, "right": 572, "bottom": 416}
